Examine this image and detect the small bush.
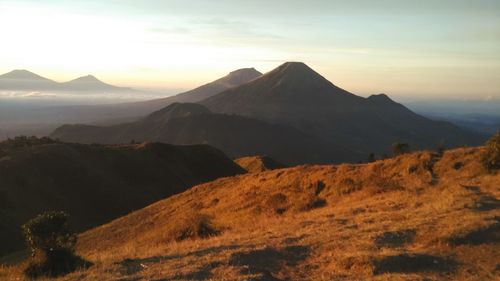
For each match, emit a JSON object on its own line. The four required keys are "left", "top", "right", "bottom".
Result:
{"left": 21, "top": 211, "right": 87, "bottom": 278}
{"left": 392, "top": 142, "right": 410, "bottom": 156}
{"left": 482, "top": 131, "right": 500, "bottom": 172}
{"left": 168, "top": 212, "right": 219, "bottom": 241}
{"left": 265, "top": 193, "right": 288, "bottom": 214}
{"left": 294, "top": 192, "right": 327, "bottom": 212}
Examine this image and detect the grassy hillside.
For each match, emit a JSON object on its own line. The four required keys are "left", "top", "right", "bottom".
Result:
{"left": 0, "top": 137, "right": 244, "bottom": 256}
{"left": 235, "top": 156, "right": 286, "bottom": 173}
{"left": 3, "top": 146, "right": 497, "bottom": 280}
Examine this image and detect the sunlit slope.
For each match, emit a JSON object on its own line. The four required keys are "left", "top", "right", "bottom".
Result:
{"left": 53, "top": 146, "right": 500, "bottom": 281}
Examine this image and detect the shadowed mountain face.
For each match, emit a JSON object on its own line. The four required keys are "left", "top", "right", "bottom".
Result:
{"left": 201, "top": 62, "right": 483, "bottom": 154}
{"left": 51, "top": 103, "right": 360, "bottom": 165}
{"left": 0, "top": 139, "right": 244, "bottom": 256}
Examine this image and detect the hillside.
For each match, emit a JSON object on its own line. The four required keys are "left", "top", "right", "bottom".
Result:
{"left": 5, "top": 146, "right": 496, "bottom": 280}
{"left": 51, "top": 103, "right": 360, "bottom": 165}
{"left": 201, "top": 62, "right": 483, "bottom": 154}
{"left": 235, "top": 155, "right": 286, "bottom": 173}
{"left": 0, "top": 137, "right": 244, "bottom": 256}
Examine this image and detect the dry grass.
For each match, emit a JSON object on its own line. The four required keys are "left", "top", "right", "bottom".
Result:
{"left": 1, "top": 146, "right": 498, "bottom": 280}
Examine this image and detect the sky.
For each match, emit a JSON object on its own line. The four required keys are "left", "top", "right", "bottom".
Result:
{"left": 0, "top": 0, "right": 499, "bottom": 99}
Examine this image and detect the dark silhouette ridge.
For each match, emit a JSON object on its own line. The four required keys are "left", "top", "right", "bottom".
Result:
{"left": 51, "top": 103, "right": 359, "bottom": 165}
{"left": 201, "top": 62, "right": 483, "bottom": 154}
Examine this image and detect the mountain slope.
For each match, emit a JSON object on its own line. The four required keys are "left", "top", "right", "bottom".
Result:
{"left": 51, "top": 103, "right": 360, "bottom": 164}
{"left": 13, "top": 146, "right": 497, "bottom": 280}
{"left": 201, "top": 62, "right": 482, "bottom": 154}
{"left": 0, "top": 70, "right": 59, "bottom": 90}
{"left": 59, "top": 75, "right": 132, "bottom": 92}
{"left": 0, "top": 138, "right": 244, "bottom": 256}
{"left": 113, "top": 67, "right": 262, "bottom": 116}
{"left": 0, "top": 70, "right": 133, "bottom": 92}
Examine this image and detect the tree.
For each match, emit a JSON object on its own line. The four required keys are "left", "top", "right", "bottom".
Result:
{"left": 482, "top": 131, "right": 500, "bottom": 172}
{"left": 22, "top": 211, "right": 84, "bottom": 278}
{"left": 22, "top": 211, "right": 76, "bottom": 257}
{"left": 392, "top": 142, "right": 410, "bottom": 156}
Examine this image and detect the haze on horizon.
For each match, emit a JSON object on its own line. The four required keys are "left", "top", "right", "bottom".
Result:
{"left": 0, "top": 0, "right": 499, "bottom": 100}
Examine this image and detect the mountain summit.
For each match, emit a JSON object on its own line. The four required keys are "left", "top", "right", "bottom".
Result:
{"left": 0, "top": 70, "right": 131, "bottom": 92}
{"left": 115, "top": 67, "right": 263, "bottom": 116}
{"left": 0, "top": 69, "right": 53, "bottom": 81}
{"left": 60, "top": 74, "right": 129, "bottom": 92}
{"left": 0, "top": 70, "right": 58, "bottom": 90}
{"left": 201, "top": 62, "right": 481, "bottom": 154}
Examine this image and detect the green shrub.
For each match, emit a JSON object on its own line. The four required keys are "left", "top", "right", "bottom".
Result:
{"left": 482, "top": 131, "right": 500, "bottom": 172}
{"left": 22, "top": 211, "right": 76, "bottom": 256}
{"left": 21, "top": 211, "right": 86, "bottom": 278}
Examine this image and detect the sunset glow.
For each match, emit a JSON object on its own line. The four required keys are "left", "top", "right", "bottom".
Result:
{"left": 1, "top": 0, "right": 499, "bottom": 98}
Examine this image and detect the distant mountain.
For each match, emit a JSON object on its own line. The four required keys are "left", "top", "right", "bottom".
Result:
{"left": 0, "top": 70, "right": 58, "bottom": 90}
{"left": 59, "top": 75, "right": 132, "bottom": 92}
{"left": 116, "top": 67, "right": 262, "bottom": 115}
{"left": 201, "top": 62, "right": 483, "bottom": 154}
{"left": 51, "top": 103, "right": 360, "bottom": 165}
{"left": 0, "top": 70, "right": 133, "bottom": 92}
{"left": 0, "top": 138, "right": 244, "bottom": 256}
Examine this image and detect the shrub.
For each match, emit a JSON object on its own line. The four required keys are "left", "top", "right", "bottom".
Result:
{"left": 482, "top": 131, "right": 500, "bottom": 172}
{"left": 21, "top": 211, "right": 86, "bottom": 278}
{"left": 265, "top": 193, "right": 288, "bottom": 214}
{"left": 392, "top": 142, "right": 410, "bottom": 156}
{"left": 22, "top": 211, "right": 76, "bottom": 256}
{"left": 168, "top": 212, "right": 219, "bottom": 241}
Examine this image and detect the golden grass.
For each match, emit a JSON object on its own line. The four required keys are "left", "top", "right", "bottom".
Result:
{"left": 2, "top": 146, "right": 499, "bottom": 280}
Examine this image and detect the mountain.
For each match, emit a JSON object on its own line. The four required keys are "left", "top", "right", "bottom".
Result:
{"left": 59, "top": 75, "right": 132, "bottom": 92}
{"left": 0, "top": 138, "right": 244, "bottom": 256}
{"left": 51, "top": 103, "right": 360, "bottom": 165}
{"left": 114, "top": 67, "right": 262, "bottom": 116}
{"left": 15, "top": 146, "right": 495, "bottom": 280}
{"left": 201, "top": 62, "right": 483, "bottom": 154}
{"left": 0, "top": 70, "right": 133, "bottom": 92}
{"left": 0, "top": 70, "right": 59, "bottom": 90}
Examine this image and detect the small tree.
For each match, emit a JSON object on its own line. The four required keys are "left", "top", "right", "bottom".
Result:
{"left": 482, "top": 131, "right": 500, "bottom": 172}
{"left": 392, "top": 142, "right": 410, "bottom": 156}
{"left": 22, "top": 211, "right": 76, "bottom": 256}
{"left": 22, "top": 211, "right": 82, "bottom": 278}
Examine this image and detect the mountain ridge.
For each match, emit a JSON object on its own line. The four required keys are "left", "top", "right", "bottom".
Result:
{"left": 0, "top": 70, "right": 132, "bottom": 92}
{"left": 201, "top": 62, "right": 483, "bottom": 154}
